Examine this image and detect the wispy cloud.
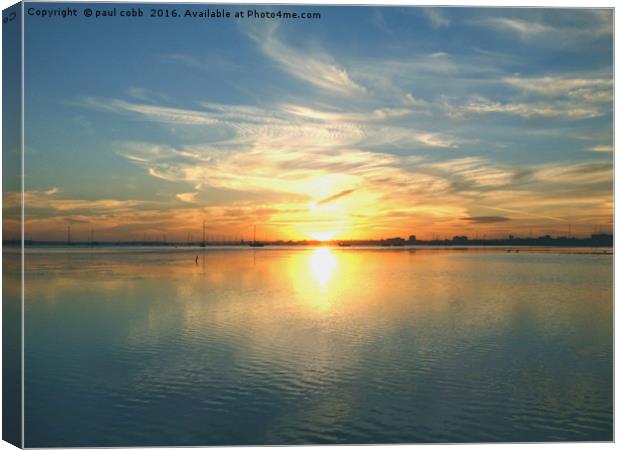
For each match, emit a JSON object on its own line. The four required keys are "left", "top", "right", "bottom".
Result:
{"left": 65, "top": 11, "right": 612, "bottom": 240}
{"left": 316, "top": 189, "right": 356, "bottom": 205}
{"left": 415, "top": 133, "right": 459, "bottom": 149}
{"left": 457, "top": 96, "right": 604, "bottom": 120}
{"left": 472, "top": 11, "right": 612, "bottom": 46}
{"left": 176, "top": 192, "right": 198, "bottom": 203}
{"left": 462, "top": 216, "right": 510, "bottom": 224}
{"left": 12, "top": 188, "right": 150, "bottom": 213}
{"left": 249, "top": 25, "right": 366, "bottom": 96}
{"left": 478, "top": 17, "right": 554, "bottom": 38}
{"left": 422, "top": 8, "right": 450, "bottom": 28}
{"left": 283, "top": 104, "right": 412, "bottom": 122}
{"left": 423, "top": 157, "right": 518, "bottom": 188}
{"left": 588, "top": 145, "right": 613, "bottom": 153}
{"left": 503, "top": 76, "right": 612, "bottom": 98}
{"left": 82, "top": 97, "right": 219, "bottom": 125}
{"left": 82, "top": 96, "right": 461, "bottom": 153}
{"left": 532, "top": 161, "right": 612, "bottom": 185}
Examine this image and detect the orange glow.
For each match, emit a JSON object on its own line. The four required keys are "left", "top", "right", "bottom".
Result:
{"left": 307, "top": 230, "right": 337, "bottom": 241}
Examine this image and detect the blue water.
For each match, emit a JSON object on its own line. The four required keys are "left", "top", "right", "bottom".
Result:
{"left": 19, "top": 247, "right": 612, "bottom": 446}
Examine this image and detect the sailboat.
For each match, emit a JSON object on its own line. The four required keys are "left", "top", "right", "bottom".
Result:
{"left": 200, "top": 220, "right": 206, "bottom": 247}
{"left": 248, "top": 225, "right": 265, "bottom": 247}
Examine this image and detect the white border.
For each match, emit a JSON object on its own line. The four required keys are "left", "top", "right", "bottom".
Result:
{"left": 0, "top": 1, "right": 615, "bottom": 450}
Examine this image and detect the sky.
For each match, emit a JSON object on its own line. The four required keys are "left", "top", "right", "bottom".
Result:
{"left": 12, "top": 4, "right": 614, "bottom": 242}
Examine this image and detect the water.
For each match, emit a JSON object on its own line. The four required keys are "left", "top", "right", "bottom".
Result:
{"left": 15, "top": 246, "right": 612, "bottom": 446}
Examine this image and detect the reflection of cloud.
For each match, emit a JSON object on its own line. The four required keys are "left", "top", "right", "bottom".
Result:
{"left": 462, "top": 216, "right": 510, "bottom": 224}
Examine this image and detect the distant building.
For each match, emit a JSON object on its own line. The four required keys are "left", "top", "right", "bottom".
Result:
{"left": 408, "top": 235, "right": 416, "bottom": 243}
{"left": 452, "top": 235, "right": 468, "bottom": 243}
{"left": 384, "top": 237, "right": 406, "bottom": 246}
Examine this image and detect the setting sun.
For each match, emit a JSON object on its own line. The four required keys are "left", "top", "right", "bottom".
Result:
{"left": 307, "top": 230, "right": 338, "bottom": 241}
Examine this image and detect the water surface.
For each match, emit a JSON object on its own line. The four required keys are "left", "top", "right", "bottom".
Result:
{"left": 21, "top": 246, "right": 612, "bottom": 446}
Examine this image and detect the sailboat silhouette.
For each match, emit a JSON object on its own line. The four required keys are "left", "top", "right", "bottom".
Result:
{"left": 248, "top": 225, "right": 265, "bottom": 247}
{"left": 200, "top": 220, "right": 206, "bottom": 247}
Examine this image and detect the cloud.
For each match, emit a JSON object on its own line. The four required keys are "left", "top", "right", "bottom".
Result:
{"left": 84, "top": 97, "right": 461, "bottom": 153}
{"left": 457, "top": 96, "right": 604, "bottom": 120}
{"left": 461, "top": 216, "right": 510, "bottom": 224}
{"left": 127, "top": 86, "right": 149, "bottom": 100}
{"left": 472, "top": 11, "right": 612, "bottom": 46}
{"left": 479, "top": 17, "right": 554, "bottom": 38}
{"left": 176, "top": 192, "right": 198, "bottom": 203}
{"left": 441, "top": 74, "right": 611, "bottom": 122}
{"left": 504, "top": 76, "right": 612, "bottom": 98}
{"left": 503, "top": 76, "right": 612, "bottom": 106}
{"left": 423, "top": 157, "right": 517, "bottom": 188}
{"left": 249, "top": 25, "right": 366, "bottom": 96}
{"left": 22, "top": 8, "right": 615, "bottom": 241}
{"left": 403, "top": 93, "right": 430, "bottom": 108}
{"left": 532, "top": 161, "right": 612, "bottom": 185}
{"left": 12, "top": 189, "right": 149, "bottom": 214}
{"left": 82, "top": 97, "right": 219, "bottom": 125}
{"left": 588, "top": 145, "right": 613, "bottom": 153}
{"left": 316, "top": 189, "right": 356, "bottom": 205}
{"left": 118, "top": 139, "right": 450, "bottom": 199}
{"left": 422, "top": 8, "right": 450, "bottom": 28}
{"left": 282, "top": 104, "right": 411, "bottom": 123}
{"left": 415, "top": 133, "right": 459, "bottom": 149}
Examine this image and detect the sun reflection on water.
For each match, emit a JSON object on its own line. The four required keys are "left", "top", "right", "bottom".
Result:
{"left": 309, "top": 247, "right": 337, "bottom": 288}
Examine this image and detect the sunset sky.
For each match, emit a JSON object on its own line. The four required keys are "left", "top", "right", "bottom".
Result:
{"left": 15, "top": 5, "right": 613, "bottom": 242}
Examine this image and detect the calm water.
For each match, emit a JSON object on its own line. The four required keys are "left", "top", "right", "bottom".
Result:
{"left": 16, "top": 246, "right": 612, "bottom": 446}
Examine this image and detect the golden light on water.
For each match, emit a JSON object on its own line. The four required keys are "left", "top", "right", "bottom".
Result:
{"left": 309, "top": 247, "right": 337, "bottom": 288}
{"left": 285, "top": 247, "right": 341, "bottom": 311}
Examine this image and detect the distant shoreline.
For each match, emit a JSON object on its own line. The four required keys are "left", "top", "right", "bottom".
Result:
{"left": 3, "top": 234, "right": 613, "bottom": 249}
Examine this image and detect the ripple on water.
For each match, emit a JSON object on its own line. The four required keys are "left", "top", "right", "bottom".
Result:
{"left": 23, "top": 248, "right": 612, "bottom": 446}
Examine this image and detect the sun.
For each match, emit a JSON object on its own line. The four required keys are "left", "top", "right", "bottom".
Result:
{"left": 307, "top": 230, "right": 337, "bottom": 241}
